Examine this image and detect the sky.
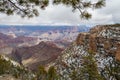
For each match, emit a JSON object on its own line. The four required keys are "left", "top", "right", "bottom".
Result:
{"left": 0, "top": 0, "right": 120, "bottom": 26}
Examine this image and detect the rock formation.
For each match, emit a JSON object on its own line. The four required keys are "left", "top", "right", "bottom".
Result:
{"left": 10, "top": 41, "right": 63, "bottom": 71}
{"left": 55, "top": 24, "right": 120, "bottom": 80}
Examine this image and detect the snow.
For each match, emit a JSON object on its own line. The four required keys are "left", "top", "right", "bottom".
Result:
{"left": 1, "top": 55, "right": 20, "bottom": 67}
{"left": 55, "top": 26, "right": 120, "bottom": 80}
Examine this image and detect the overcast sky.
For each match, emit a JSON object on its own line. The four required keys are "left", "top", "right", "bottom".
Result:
{"left": 0, "top": 0, "right": 120, "bottom": 26}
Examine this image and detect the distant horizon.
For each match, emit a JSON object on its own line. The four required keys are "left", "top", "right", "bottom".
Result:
{"left": 0, "top": 23, "right": 119, "bottom": 28}
{"left": 0, "top": 24, "right": 90, "bottom": 26}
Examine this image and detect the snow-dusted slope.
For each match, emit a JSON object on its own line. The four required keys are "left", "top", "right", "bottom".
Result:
{"left": 54, "top": 24, "right": 120, "bottom": 80}
{"left": 0, "top": 55, "right": 35, "bottom": 80}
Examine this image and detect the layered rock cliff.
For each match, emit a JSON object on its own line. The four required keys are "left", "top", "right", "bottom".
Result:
{"left": 76, "top": 24, "right": 120, "bottom": 60}
{"left": 55, "top": 24, "right": 120, "bottom": 80}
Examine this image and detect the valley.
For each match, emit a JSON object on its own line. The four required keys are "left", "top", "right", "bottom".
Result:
{"left": 0, "top": 25, "right": 90, "bottom": 70}
{"left": 0, "top": 24, "right": 120, "bottom": 80}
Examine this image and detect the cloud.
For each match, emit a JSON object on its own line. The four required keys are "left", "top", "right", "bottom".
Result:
{"left": 0, "top": 0, "right": 120, "bottom": 25}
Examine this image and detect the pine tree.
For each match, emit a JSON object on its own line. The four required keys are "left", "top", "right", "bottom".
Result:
{"left": 37, "top": 66, "right": 47, "bottom": 80}
{"left": 80, "top": 53, "right": 104, "bottom": 80}
{"left": 47, "top": 66, "right": 59, "bottom": 80}
{"left": 0, "top": 0, "right": 105, "bottom": 19}
{"left": 0, "top": 55, "right": 12, "bottom": 74}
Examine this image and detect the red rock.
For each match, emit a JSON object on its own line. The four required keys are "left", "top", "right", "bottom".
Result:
{"left": 76, "top": 24, "right": 120, "bottom": 60}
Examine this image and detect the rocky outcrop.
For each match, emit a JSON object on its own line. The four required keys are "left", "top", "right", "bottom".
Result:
{"left": 55, "top": 24, "right": 120, "bottom": 80}
{"left": 76, "top": 24, "right": 120, "bottom": 60}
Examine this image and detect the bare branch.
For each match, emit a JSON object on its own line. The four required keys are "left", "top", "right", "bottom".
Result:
{"left": 7, "top": 0, "right": 26, "bottom": 13}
